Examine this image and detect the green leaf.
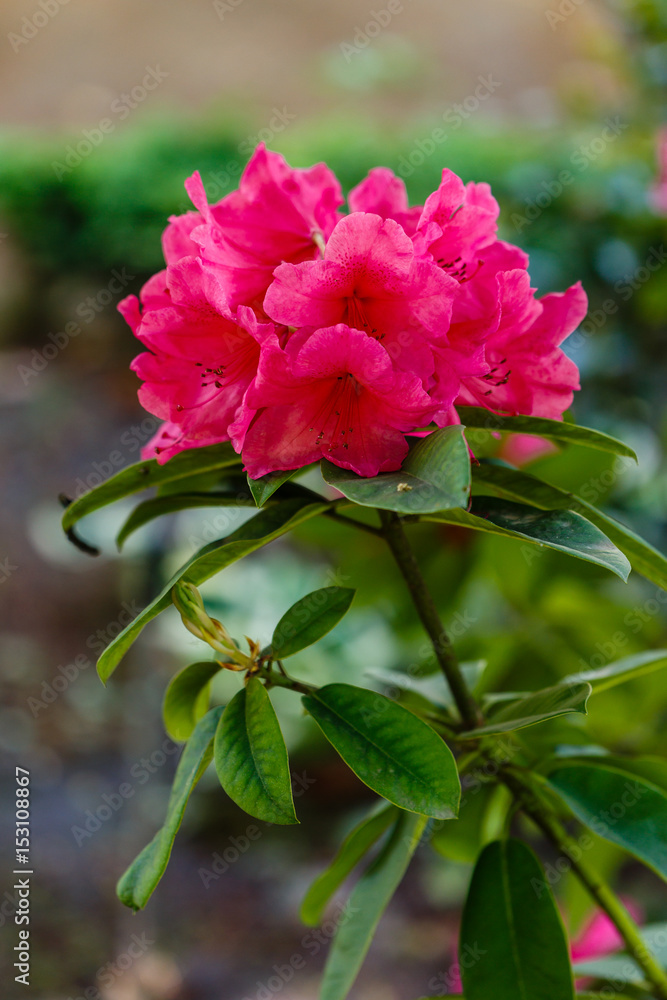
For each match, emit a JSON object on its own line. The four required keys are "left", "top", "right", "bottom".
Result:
{"left": 214, "top": 677, "right": 298, "bottom": 825}
{"left": 599, "top": 757, "right": 667, "bottom": 793}
{"left": 459, "top": 407, "right": 637, "bottom": 460}
{"left": 560, "top": 649, "right": 667, "bottom": 693}
{"left": 321, "top": 426, "right": 471, "bottom": 514}
{"left": 423, "top": 497, "right": 631, "bottom": 581}
{"left": 163, "top": 661, "right": 222, "bottom": 742}
{"left": 302, "top": 684, "right": 460, "bottom": 819}
{"left": 472, "top": 462, "right": 667, "bottom": 589}
{"left": 62, "top": 442, "right": 242, "bottom": 532}
{"left": 460, "top": 838, "right": 574, "bottom": 1000}
{"left": 571, "top": 954, "right": 643, "bottom": 985}
{"left": 300, "top": 803, "right": 399, "bottom": 926}
{"left": 271, "top": 587, "right": 356, "bottom": 659}
{"left": 97, "top": 499, "right": 329, "bottom": 683}
{"left": 248, "top": 469, "right": 298, "bottom": 506}
{"left": 548, "top": 763, "right": 667, "bottom": 880}
{"left": 459, "top": 681, "right": 591, "bottom": 738}
{"left": 117, "top": 706, "right": 221, "bottom": 911}
{"left": 544, "top": 754, "right": 667, "bottom": 793}
{"left": 116, "top": 488, "right": 254, "bottom": 549}
{"left": 319, "top": 810, "right": 427, "bottom": 1000}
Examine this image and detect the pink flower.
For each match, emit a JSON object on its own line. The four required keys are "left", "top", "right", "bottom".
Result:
{"left": 186, "top": 143, "right": 344, "bottom": 309}
{"left": 119, "top": 257, "right": 270, "bottom": 463}
{"left": 416, "top": 169, "right": 500, "bottom": 281}
{"left": 427, "top": 242, "right": 529, "bottom": 416}
{"left": 161, "top": 211, "right": 202, "bottom": 265}
{"left": 137, "top": 421, "right": 224, "bottom": 463}
{"left": 450, "top": 966, "right": 463, "bottom": 994}
{"left": 499, "top": 434, "right": 558, "bottom": 466}
{"left": 572, "top": 903, "right": 643, "bottom": 989}
{"left": 455, "top": 271, "right": 587, "bottom": 420}
{"left": 348, "top": 167, "right": 423, "bottom": 236}
{"left": 118, "top": 146, "right": 587, "bottom": 475}
{"left": 263, "top": 212, "right": 458, "bottom": 377}
{"left": 571, "top": 911, "right": 628, "bottom": 962}
{"left": 234, "top": 324, "right": 439, "bottom": 478}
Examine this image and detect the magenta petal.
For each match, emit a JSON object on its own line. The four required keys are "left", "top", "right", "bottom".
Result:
{"left": 265, "top": 212, "right": 458, "bottom": 378}
{"left": 348, "top": 167, "right": 423, "bottom": 236}
{"left": 264, "top": 260, "right": 349, "bottom": 328}
{"left": 187, "top": 145, "right": 344, "bottom": 309}
{"left": 240, "top": 324, "right": 438, "bottom": 478}
{"left": 119, "top": 253, "right": 268, "bottom": 452}
{"left": 162, "top": 211, "right": 202, "bottom": 265}
{"left": 456, "top": 279, "right": 586, "bottom": 419}
{"left": 419, "top": 170, "right": 499, "bottom": 266}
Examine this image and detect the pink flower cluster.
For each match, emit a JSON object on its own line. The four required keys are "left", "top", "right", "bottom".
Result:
{"left": 119, "top": 144, "right": 587, "bottom": 478}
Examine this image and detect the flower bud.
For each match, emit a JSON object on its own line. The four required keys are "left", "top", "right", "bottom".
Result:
{"left": 171, "top": 582, "right": 254, "bottom": 668}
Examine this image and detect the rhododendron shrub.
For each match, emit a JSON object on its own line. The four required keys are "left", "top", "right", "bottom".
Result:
{"left": 63, "top": 146, "right": 667, "bottom": 1000}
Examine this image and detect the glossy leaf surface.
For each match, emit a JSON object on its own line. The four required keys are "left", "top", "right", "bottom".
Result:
{"left": 214, "top": 678, "right": 298, "bottom": 825}
{"left": 322, "top": 426, "right": 470, "bottom": 514}
{"left": 117, "top": 707, "right": 222, "bottom": 910}
{"left": 303, "top": 684, "right": 460, "bottom": 819}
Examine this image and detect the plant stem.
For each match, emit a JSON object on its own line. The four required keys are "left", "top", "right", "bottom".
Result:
{"left": 254, "top": 662, "right": 316, "bottom": 697}
{"left": 501, "top": 767, "right": 667, "bottom": 1000}
{"left": 378, "top": 510, "right": 482, "bottom": 729}
{"left": 324, "top": 508, "right": 385, "bottom": 537}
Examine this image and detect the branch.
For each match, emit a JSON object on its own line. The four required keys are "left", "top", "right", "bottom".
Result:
{"left": 378, "top": 510, "right": 481, "bottom": 729}
{"left": 501, "top": 766, "right": 667, "bottom": 1000}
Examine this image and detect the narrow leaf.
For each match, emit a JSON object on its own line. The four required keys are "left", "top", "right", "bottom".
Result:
{"left": 319, "top": 810, "right": 427, "bottom": 1000}
{"left": 97, "top": 499, "right": 329, "bottom": 683}
{"left": 548, "top": 763, "right": 667, "bottom": 880}
{"left": 116, "top": 706, "right": 222, "bottom": 910}
{"left": 117, "top": 488, "right": 254, "bottom": 549}
{"left": 214, "top": 678, "right": 298, "bottom": 825}
{"left": 248, "top": 469, "right": 298, "bottom": 506}
{"left": 460, "top": 838, "right": 574, "bottom": 1000}
{"left": 62, "top": 442, "right": 242, "bottom": 531}
{"left": 272, "top": 587, "right": 355, "bottom": 659}
{"left": 459, "top": 407, "right": 637, "bottom": 460}
{"left": 472, "top": 462, "right": 667, "bottom": 589}
{"left": 561, "top": 649, "right": 667, "bottom": 693}
{"left": 598, "top": 757, "right": 667, "bottom": 793}
{"left": 322, "top": 426, "right": 471, "bottom": 514}
{"left": 430, "top": 782, "right": 497, "bottom": 865}
{"left": 459, "top": 681, "right": 591, "bottom": 738}
{"left": 544, "top": 754, "right": 667, "bottom": 794}
{"left": 423, "top": 497, "right": 631, "bottom": 581}
{"left": 571, "top": 954, "right": 644, "bottom": 985}
{"left": 163, "top": 661, "right": 222, "bottom": 741}
{"left": 300, "top": 803, "right": 399, "bottom": 926}
{"left": 302, "top": 684, "right": 460, "bottom": 819}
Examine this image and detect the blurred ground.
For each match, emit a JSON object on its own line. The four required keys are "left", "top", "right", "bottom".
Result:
{"left": 1, "top": 2, "right": 667, "bottom": 999}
